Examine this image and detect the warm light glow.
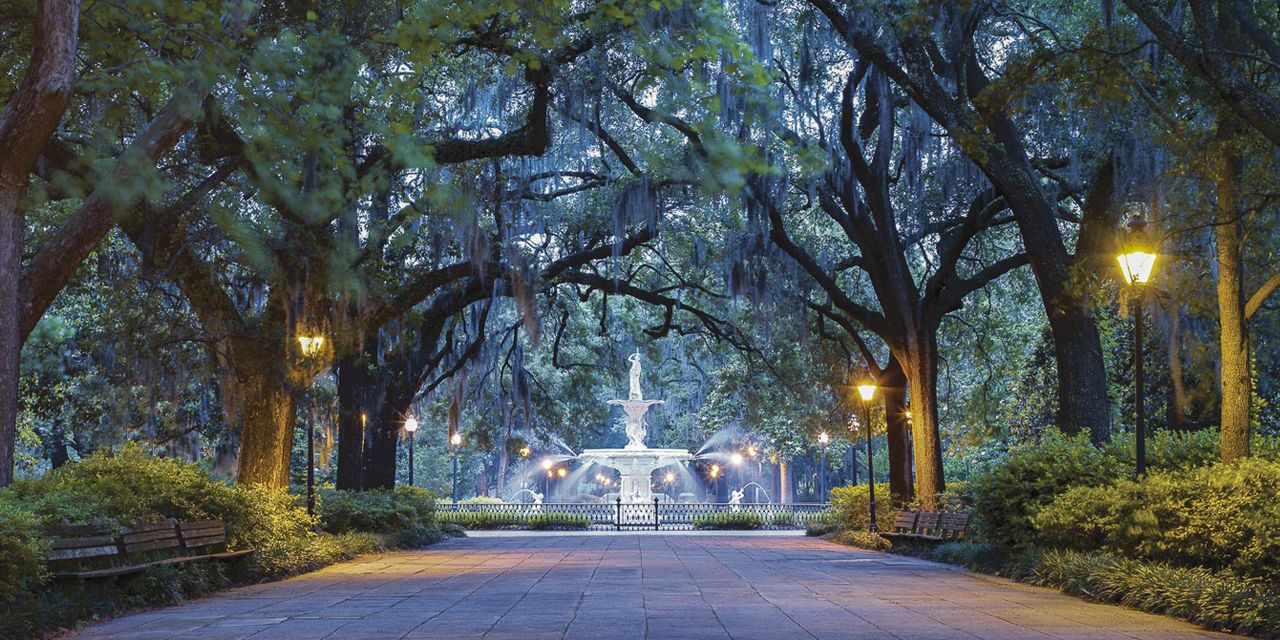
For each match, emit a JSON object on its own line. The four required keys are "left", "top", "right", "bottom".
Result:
{"left": 709, "top": 464, "right": 720, "bottom": 478}
{"left": 297, "top": 335, "right": 325, "bottom": 357}
{"left": 541, "top": 459, "right": 553, "bottom": 470}
{"left": 1117, "top": 251, "right": 1157, "bottom": 285}
{"left": 730, "top": 452, "right": 744, "bottom": 466}
{"left": 518, "top": 446, "right": 531, "bottom": 458}
{"left": 746, "top": 445, "right": 758, "bottom": 458}
{"left": 857, "top": 383, "right": 877, "bottom": 402}
{"left": 664, "top": 472, "right": 675, "bottom": 483}
{"left": 818, "top": 431, "right": 830, "bottom": 445}
{"left": 450, "top": 432, "right": 462, "bottom": 446}
{"left": 556, "top": 467, "right": 567, "bottom": 478}
{"left": 404, "top": 417, "right": 418, "bottom": 433}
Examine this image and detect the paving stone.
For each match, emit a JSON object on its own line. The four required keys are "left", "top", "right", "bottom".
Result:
{"left": 63, "top": 535, "right": 1241, "bottom": 639}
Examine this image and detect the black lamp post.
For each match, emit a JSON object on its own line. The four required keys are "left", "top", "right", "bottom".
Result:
{"left": 450, "top": 432, "right": 462, "bottom": 503}
{"left": 404, "top": 417, "right": 418, "bottom": 486}
{"left": 297, "top": 334, "right": 324, "bottom": 516}
{"left": 1117, "top": 217, "right": 1157, "bottom": 478}
{"left": 817, "top": 432, "right": 830, "bottom": 502}
{"left": 857, "top": 379, "right": 878, "bottom": 532}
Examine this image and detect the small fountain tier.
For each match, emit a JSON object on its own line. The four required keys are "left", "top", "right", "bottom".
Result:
{"left": 577, "top": 352, "right": 693, "bottom": 503}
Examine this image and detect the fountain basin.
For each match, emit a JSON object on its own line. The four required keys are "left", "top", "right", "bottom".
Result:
{"left": 578, "top": 448, "right": 694, "bottom": 503}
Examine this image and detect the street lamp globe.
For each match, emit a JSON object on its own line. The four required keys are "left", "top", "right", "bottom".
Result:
{"left": 297, "top": 334, "right": 324, "bottom": 357}
{"left": 856, "top": 383, "right": 877, "bottom": 402}
{"left": 404, "top": 417, "right": 418, "bottom": 433}
{"left": 730, "top": 452, "right": 744, "bottom": 466}
{"left": 450, "top": 432, "right": 462, "bottom": 447}
{"left": 818, "top": 431, "right": 830, "bottom": 446}
{"left": 1117, "top": 251, "right": 1157, "bottom": 285}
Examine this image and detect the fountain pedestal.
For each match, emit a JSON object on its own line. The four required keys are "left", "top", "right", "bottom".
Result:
{"left": 578, "top": 448, "right": 694, "bottom": 503}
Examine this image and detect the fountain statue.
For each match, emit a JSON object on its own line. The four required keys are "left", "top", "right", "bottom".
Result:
{"left": 609, "top": 350, "right": 664, "bottom": 449}
{"left": 728, "top": 489, "right": 744, "bottom": 511}
{"left": 578, "top": 351, "right": 693, "bottom": 504}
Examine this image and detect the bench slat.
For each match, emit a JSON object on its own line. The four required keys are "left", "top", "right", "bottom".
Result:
{"left": 48, "top": 545, "right": 120, "bottom": 561}
{"left": 182, "top": 535, "right": 227, "bottom": 548}
{"left": 123, "top": 538, "right": 182, "bottom": 554}
{"left": 50, "top": 535, "right": 116, "bottom": 550}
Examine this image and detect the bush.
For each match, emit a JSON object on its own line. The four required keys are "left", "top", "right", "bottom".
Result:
{"left": 804, "top": 511, "right": 838, "bottom": 536}
{"left": 828, "top": 484, "right": 894, "bottom": 532}
{"left": 318, "top": 487, "right": 440, "bottom": 547}
{"left": 969, "top": 430, "right": 1125, "bottom": 547}
{"left": 831, "top": 530, "right": 891, "bottom": 551}
{"left": 0, "top": 502, "right": 45, "bottom": 608}
{"left": 436, "top": 510, "right": 589, "bottom": 530}
{"left": 1032, "top": 458, "right": 1280, "bottom": 582}
{"left": 1033, "top": 550, "right": 1280, "bottom": 638}
{"left": 768, "top": 511, "right": 796, "bottom": 526}
{"left": 692, "top": 510, "right": 763, "bottom": 529}
{"left": 0, "top": 447, "right": 447, "bottom": 638}
{"left": 528, "top": 513, "right": 591, "bottom": 530}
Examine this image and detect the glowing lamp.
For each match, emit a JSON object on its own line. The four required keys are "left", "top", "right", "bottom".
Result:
{"left": 297, "top": 334, "right": 324, "bottom": 357}
{"left": 856, "top": 383, "right": 877, "bottom": 402}
{"left": 450, "top": 432, "right": 462, "bottom": 446}
{"left": 818, "top": 432, "right": 830, "bottom": 445}
{"left": 730, "top": 452, "right": 743, "bottom": 466}
{"left": 1117, "top": 251, "right": 1157, "bottom": 285}
{"left": 404, "top": 417, "right": 418, "bottom": 433}
{"left": 556, "top": 467, "right": 567, "bottom": 478}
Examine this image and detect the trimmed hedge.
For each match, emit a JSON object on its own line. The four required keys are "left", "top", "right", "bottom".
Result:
{"left": 436, "top": 510, "right": 590, "bottom": 530}
{"left": 693, "top": 510, "right": 763, "bottom": 529}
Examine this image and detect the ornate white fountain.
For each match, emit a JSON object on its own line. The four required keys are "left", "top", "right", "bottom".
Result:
{"left": 577, "top": 351, "right": 693, "bottom": 503}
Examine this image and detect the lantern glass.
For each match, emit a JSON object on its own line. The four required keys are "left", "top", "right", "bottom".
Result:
{"left": 1117, "top": 251, "right": 1157, "bottom": 285}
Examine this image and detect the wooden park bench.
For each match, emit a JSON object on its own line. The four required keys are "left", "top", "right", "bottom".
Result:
{"left": 47, "top": 518, "right": 252, "bottom": 579}
{"left": 880, "top": 510, "right": 970, "bottom": 543}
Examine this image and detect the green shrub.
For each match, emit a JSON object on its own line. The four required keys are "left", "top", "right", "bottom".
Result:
{"left": 828, "top": 484, "right": 894, "bottom": 532}
{"left": 804, "top": 511, "right": 838, "bottom": 536}
{"left": 831, "top": 530, "right": 891, "bottom": 551}
{"left": 318, "top": 487, "right": 439, "bottom": 547}
{"left": 1032, "top": 458, "right": 1280, "bottom": 582}
{"left": 692, "top": 510, "right": 763, "bottom": 529}
{"left": 768, "top": 511, "right": 796, "bottom": 526}
{"left": 1033, "top": 550, "right": 1280, "bottom": 638}
{"left": 969, "top": 430, "right": 1125, "bottom": 547}
{"left": 0, "top": 447, "right": 446, "bottom": 638}
{"left": 0, "top": 502, "right": 45, "bottom": 607}
{"left": 528, "top": 513, "right": 591, "bottom": 529}
{"left": 437, "top": 510, "right": 588, "bottom": 530}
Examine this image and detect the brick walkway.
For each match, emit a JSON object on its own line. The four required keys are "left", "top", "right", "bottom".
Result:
{"left": 66, "top": 534, "right": 1235, "bottom": 640}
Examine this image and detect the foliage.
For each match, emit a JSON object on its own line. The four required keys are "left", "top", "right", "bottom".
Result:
{"left": 827, "top": 484, "right": 894, "bottom": 532}
{"left": 319, "top": 487, "right": 439, "bottom": 548}
{"left": 0, "top": 502, "right": 45, "bottom": 606}
{"left": 768, "top": 511, "right": 796, "bottom": 526}
{"left": 1032, "top": 458, "right": 1280, "bottom": 582}
{"left": 804, "top": 511, "right": 838, "bottom": 536}
{"left": 436, "top": 510, "right": 589, "bottom": 530}
{"left": 0, "top": 448, "right": 444, "bottom": 637}
{"left": 1032, "top": 550, "right": 1280, "bottom": 638}
{"left": 692, "top": 510, "right": 763, "bottom": 530}
{"left": 968, "top": 429, "right": 1126, "bottom": 547}
{"left": 830, "top": 530, "right": 892, "bottom": 551}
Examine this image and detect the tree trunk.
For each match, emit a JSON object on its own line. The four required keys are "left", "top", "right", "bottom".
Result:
{"left": 0, "top": 190, "right": 21, "bottom": 487}
{"left": 880, "top": 359, "right": 914, "bottom": 503}
{"left": 1165, "top": 303, "right": 1189, "bottom": 431}
{"left": 231, "top": 369, "right": 296, "bottom": 486}
{"left": 362, "top": 387, "right": 411, "bottom": 490}
{"left": 0, "top": 0, "right": 80, "bottom": 486}
{"left": 335, "top": 352, "right": 368, "bottom": 490}
{"left": 1217, "top": 146, "right": 1250, "bottom": 462}
{"left": 896, "top": 333, "right": 945, "bottom": 507}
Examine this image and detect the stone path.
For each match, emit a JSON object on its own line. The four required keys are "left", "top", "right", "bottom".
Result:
{"left": 66, "top": 534, "right": 1235, "bottom": 640}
